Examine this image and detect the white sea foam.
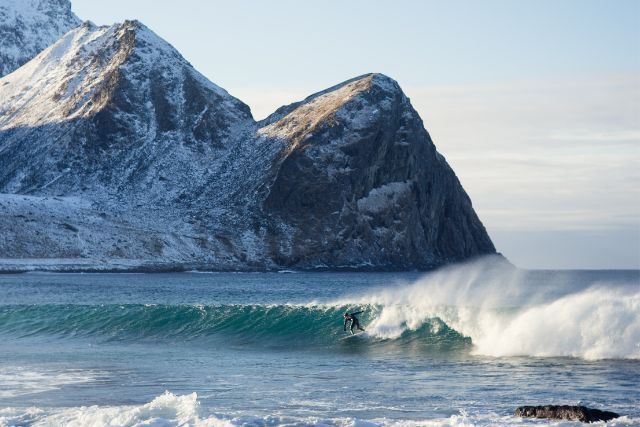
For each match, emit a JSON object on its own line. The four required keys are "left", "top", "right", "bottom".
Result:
{"left": 0, "top": 392, "right": 231, "bottom": 427}
{"left": 0, "top": 367, "right": 97, "bottom": 398}
{"left": 1, "top": 392, "right": 638, "bottom": 427}
{"left": 333, "top": 258, "right": 640, "bottom": 360}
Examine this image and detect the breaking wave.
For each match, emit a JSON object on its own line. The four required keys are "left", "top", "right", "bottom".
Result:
{"left": 331, "top": 259, "right": 640, "bottom": 360}
{"left": 1, "top": 260, "right": 637, "bottom": 360}
{"left": 0, "top": 302, "right": 469, "bottom": 351}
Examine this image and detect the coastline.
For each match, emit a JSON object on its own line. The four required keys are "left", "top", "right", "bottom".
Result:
{"left": 0, "top": 254, "right": 512, "bottom": 274}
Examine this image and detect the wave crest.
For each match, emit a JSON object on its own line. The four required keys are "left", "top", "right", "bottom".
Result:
{"left": 332, "top": 259, "right": 640, "bottom": 360}
{"left": 0, "top": 303, "right": 469, "bottom": 351}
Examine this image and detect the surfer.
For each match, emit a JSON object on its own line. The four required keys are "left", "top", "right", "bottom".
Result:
{"left": 343, "top": 311, "right": 365, "bottom": 334}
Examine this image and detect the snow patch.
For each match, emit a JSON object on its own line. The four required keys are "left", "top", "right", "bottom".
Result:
{"left": 356, "top": 181, "right": 412, "bottom": 213}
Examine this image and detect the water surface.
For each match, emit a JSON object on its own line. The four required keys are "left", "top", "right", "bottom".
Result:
{"left": 0, "top": 264, "right": 638, "bottom": 426}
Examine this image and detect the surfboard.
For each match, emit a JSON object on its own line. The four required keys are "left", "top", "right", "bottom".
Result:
{"left": 341, "top": 332, "right": 367, "bottom": 340}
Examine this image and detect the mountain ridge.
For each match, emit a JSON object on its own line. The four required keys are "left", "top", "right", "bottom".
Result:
{"left": 0, "top": 14, "right": 499, "bottom": 272}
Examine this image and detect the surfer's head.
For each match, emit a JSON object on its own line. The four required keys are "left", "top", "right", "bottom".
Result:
{"left": 344, "top": 312, "right": 349, "bottom": 318}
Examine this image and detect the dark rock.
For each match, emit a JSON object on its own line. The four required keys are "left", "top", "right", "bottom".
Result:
{"left": 259, "top": 74, "right": 495, "bottom": 269}
{"left": 61, "top": 223, "right": 79, "bottom": 233}
{"left": 515, "top": 405, "right": 620, "bottom": 423}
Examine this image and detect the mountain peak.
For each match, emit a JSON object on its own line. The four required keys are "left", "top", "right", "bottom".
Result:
{"left": 0, "top": 19, "right": 251, "bottom": 130}
{"left": 0, "top": 15, "right": 255, "bottom": 197}
{"left": 363, "top": 72, "right": 401, "bottom": 91}
{"left": 257, "top": 72, "right": 406, "bottom": 148}
{"left": 0, "top": 0, "right": 81, "bottom": 77}
{"left": 258, "top": 74, "right": 374, "bottom": 141}
{"left": 314, "top": 73, "right": 403, "bottom": 99}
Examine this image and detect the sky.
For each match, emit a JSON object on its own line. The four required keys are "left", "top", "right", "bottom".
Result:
{"left": 72, "top": 0, "right": 640, "bottom": 269}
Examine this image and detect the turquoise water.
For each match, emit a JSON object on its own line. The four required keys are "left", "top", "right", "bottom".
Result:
{"left": 0, "top": 263, "right": 638, "bottom": 426}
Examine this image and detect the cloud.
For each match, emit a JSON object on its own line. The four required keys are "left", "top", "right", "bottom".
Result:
{"left": 546, "top": 130, "right": 640, "bottom": 143}
{"left": 403, "top": 74, "right": 640, "bottom": 233}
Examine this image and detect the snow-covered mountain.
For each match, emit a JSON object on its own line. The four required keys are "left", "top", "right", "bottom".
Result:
{"left": 0, "top": 17, "right": 497, "bottom": 272}
{"left": 0, "top": 20, "right": 253, "bottom": 195}
{"left": 257, "top": 74, "right": 495, "bottom": 269}
{"left": 0, "top": 0, "right": 81, "bottom": 77}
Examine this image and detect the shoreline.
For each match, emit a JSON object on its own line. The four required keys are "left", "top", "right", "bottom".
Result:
{"left": 1, "top": 255, "right": 635, "bottom": 275}
{"left": 0, "top": 259, "right": 430, "bottom": 274}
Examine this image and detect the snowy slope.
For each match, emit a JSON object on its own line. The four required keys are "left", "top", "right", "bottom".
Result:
{"left": 0, "top": 0, "right": 81, "bottom": 77}
{"left": 0, "top": 20, "right": 249, "bottom": 130}
{"left": 0, "top": 20, "right": 264, "bottom": 270}
{"left": 0, "top": 20, "right": 254, "bottom": 196}
{"left": 0, "top": 16, "right": 497, "bottom": 271}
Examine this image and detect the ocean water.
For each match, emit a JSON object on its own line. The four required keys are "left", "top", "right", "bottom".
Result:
{"left": 0, "top": 259, "right": 638, "bottom": 426}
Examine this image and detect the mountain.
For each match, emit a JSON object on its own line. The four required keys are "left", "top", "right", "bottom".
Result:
{"left": 0, "top": 18, "right": 497, "bottom": 272}
{"left": 0, "top": 20, "right": 253, "bottom": 196}
{"left": 257, "top": 74, "right": 495, "bottom": 269}
{"left": 0, "top": 0, "right": 81, "bottom": 77}
{"left": 0, "top": 20, "right": 260, "bottom": 270}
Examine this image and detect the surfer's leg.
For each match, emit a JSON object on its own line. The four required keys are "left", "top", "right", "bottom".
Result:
{"left": 350, "top": 323, "right": 355, "bottom": 335}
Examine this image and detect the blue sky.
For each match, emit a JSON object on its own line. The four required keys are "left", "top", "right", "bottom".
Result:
{"left": 73, "top": 0, "right": 640, "bottom": 269}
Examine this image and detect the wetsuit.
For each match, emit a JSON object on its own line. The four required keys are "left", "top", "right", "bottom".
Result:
{"left": 344, "top": 311, "right": 365, "bottom": 334}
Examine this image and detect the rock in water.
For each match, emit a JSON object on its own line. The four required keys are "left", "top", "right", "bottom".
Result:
{"left": 0, "top": 9, "right": 499, "bottom": 271}
{"left": 0, "top": 0, "right": 81, "bottom": 77}
{"left": 515, "top": 405, "right": 620, "bottom": 423}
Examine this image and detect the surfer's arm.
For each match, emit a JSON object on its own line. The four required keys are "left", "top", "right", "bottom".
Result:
{"left": 351, "top": 311, "right": 363, "bottom": 316}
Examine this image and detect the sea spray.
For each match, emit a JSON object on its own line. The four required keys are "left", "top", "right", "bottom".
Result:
{"left": 333, "top": 258, "right": 640, "bottom": 360}
{"left": 470, "top": 287, "right": 639, "bottom": 359}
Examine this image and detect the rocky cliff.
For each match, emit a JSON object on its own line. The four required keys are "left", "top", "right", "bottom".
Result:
{"left": 0, "top": 16, "right": 497, "bottom": 272}
{"left": 257, "top": 74, "right": 495, "bottom": 269}
{"left": 0, "top": 0, "right": 81, "bottom": 77}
